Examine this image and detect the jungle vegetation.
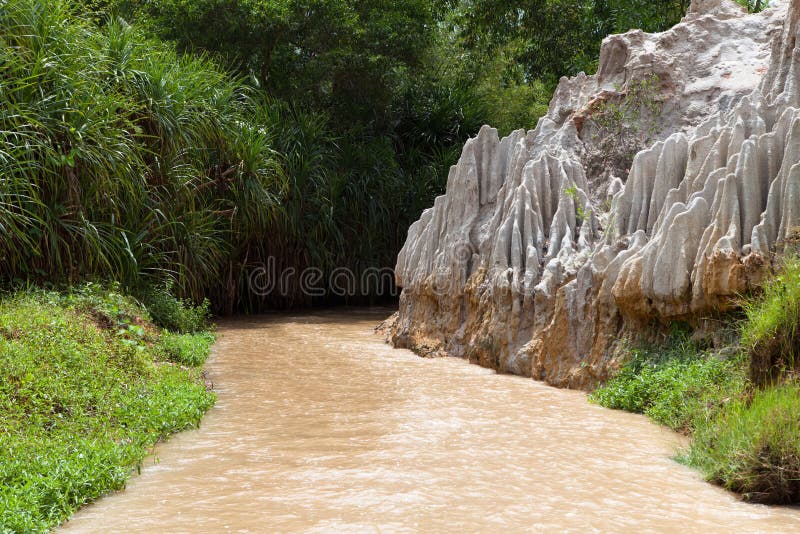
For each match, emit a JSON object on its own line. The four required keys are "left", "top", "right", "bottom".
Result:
{"left": 0, "top": 0, "right": 699, "bottom": 312}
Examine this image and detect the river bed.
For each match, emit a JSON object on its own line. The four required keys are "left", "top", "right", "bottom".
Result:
{"left": 62, "top": 310, "right": 800, "bottom": 532}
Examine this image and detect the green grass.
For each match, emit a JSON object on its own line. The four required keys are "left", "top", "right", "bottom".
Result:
{"left": 595, "top": 339, "right": 800, "bottom": 505}
{"left": 742, "top": 255, "right": 800, "bottom": 386}
{"left": 590, "top": 331, "right": 746, "bottom": 433}
{"left": 593, "top": 258, "right": 800, "bottom": 503}
{"left": 158, "top": 331, "right": 216, "bottom": 367}
{"left": 687, "top": 384, "right": 800, "bottom": 503}
{"left": 0, "top": 286, "right": 216, "bottom": 532}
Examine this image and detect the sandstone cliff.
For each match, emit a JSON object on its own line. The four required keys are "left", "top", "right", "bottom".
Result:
{"left": 385, "top": 0, "right": 800, "bottom": 388}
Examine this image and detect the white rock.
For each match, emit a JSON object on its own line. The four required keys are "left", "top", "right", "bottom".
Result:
{"left": 388, "top": 0, "right": 799, "bottom": 388}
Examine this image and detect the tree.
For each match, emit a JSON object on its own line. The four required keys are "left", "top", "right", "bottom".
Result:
{"left": 129, "top": 0, "right": 446, "bottom": 126}
{"left": 455, "top": 0, "right": 691, "bottom": 88}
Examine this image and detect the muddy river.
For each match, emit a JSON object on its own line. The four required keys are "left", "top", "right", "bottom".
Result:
{"left": 62, "top": 310, "right": 800, "bottom": 532}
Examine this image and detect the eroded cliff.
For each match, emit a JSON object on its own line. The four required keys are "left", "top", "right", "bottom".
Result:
{"left": 385, "top": 0, "right": 800, "bottom": 388}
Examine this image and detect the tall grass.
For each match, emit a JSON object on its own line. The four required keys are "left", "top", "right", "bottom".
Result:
{"left": 1, "top": 0, "right": 445, "bottom": 312}
{"left": 0, "top": 0, "right": 280, "bottom": 306}
{"left": 742, "top": 255, "right": 800, "bottom": 386}
{"left": 682, "top": 256, "right": 800, "bottom": 503}
{"left": 687, "top": 384, "right": 800, "bottom": 504}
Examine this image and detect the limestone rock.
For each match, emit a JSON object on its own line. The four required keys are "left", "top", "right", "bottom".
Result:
{"left": 388, "top": 0, "right": 800, "bottom": 389}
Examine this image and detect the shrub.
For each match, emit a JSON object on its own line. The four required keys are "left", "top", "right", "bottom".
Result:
{"left": 159, "top": 331, "right": 215, "bottom": 367}
{"left": 140, "top": 284, "right": 211, "bottom": 333}
{"left": 734, "top": 0, "right": 770, "bottom": 12}
{"left": 687, "top": 384, "right": 800, "bottom": 504}
{"left": 584, "top": 74, "right": 663, "bottom": 182}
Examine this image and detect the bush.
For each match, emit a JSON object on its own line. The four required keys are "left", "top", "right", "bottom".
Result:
{"left": 584, "top": 74, "right": 663, "bottom": 182}
{"left": 734, "top": 0, "right": 770, "bottom": 12}
{"left": 159, "top": 331, "right": 215, "bottom": 367}
{"left": 590, "top": 332, "right": 745, "bottom": 433}
{"left": 742, "top": 255, "right": 800, "bottom": 386}
{"left": 140, "top": 284, "right": 211, "bottom": 333}
{"left": 687, "top": 384, "right": 800, "bottom": 504}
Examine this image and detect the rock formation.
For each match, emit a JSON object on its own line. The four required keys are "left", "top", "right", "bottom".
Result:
{"left": 385, "top": 0, "right": 800, "bottom": 388}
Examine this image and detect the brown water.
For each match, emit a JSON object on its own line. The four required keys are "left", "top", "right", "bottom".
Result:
{"left": 62, "top": 310, "right": 800, "bottom": 533}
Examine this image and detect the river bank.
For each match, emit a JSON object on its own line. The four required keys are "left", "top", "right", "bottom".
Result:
{"left": 62, "top": 310, "right": 800, "bottom": 532}
{"left": 0, "top": 285, "right": 216, "bottom": 531}
{"left": 591, "top": 256, "right": 800, "bottom": 504}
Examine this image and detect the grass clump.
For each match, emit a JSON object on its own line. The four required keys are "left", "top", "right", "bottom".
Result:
{"left": 590, "top": 330, "right": 745, "bottom": 433}
{"left": 687, "top": 384, "right": 800, "bottom": 503}
{"left": 0, "top": 287, "right": 215, "bottom": 532}
{"left": 158, "top": 331, "right": 216, "bottom": 367}
{"left": 742, "top": 255, "right": 800, "bottom": 387}
{"left": 140, "top": 283, "right": 211, "bottom": 334}
{"left": 683, "top": 256, "right": 800, "bottom": 503}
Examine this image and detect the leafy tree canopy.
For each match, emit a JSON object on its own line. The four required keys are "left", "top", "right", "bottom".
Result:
{"left": 123, "top": 0, "right": 450, "bottom": 126}
{"left": 455, "top": 0, "right": 690, "bottom": 87}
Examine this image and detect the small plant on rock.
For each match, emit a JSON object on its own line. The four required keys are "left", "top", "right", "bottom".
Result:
{"left": 584, "top": 74, "right": 664, "bottom": 181}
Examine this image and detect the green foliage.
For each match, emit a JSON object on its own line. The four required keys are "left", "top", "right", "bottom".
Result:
{"left": 564, "top": 185, "right": 579, "bottom": 199}
{"left": 0, "top": 0, "right": 281, "bottom": 310}
{"left": 455, "top": 0, "right": 690, "bottom": 88}
{"left": 687, "top": 384, "right": 800, "bottom": 504}
{"left": 590, "top": 330, "right": 746, "bottom": 433}
{"left": 159, "top": 331, "right": 216, "bottom": 366}
{"left": 410, "top": 27, "right": 551, "bottom": 135}
{"left": 742, "top": 255, "right": 800, "bottom": 386}
{"left": 1, "top": 0, "right": 494, "bottom": 311}
{"left": 0, "top": 288, "right": 215, "bottom": 531}
{"left": 734, "top": 0, "right": 769, "bottom": 12}
{"left": 563, "top": 185, "right": 591, "bottom": 224}
{"left": 590, "top": 75, "right": 663, "bottom": 140}
{"left": 140, "top": 283, "right": 211, "bottom": 334}
{"left": 111, "top": 0, "right": 502, "bottom": 309}
{"left": 130, "top": 0, "right": 447, "bottom": 126}
{"left": 454, "top": 0, "right": 763, "bottom": 95}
